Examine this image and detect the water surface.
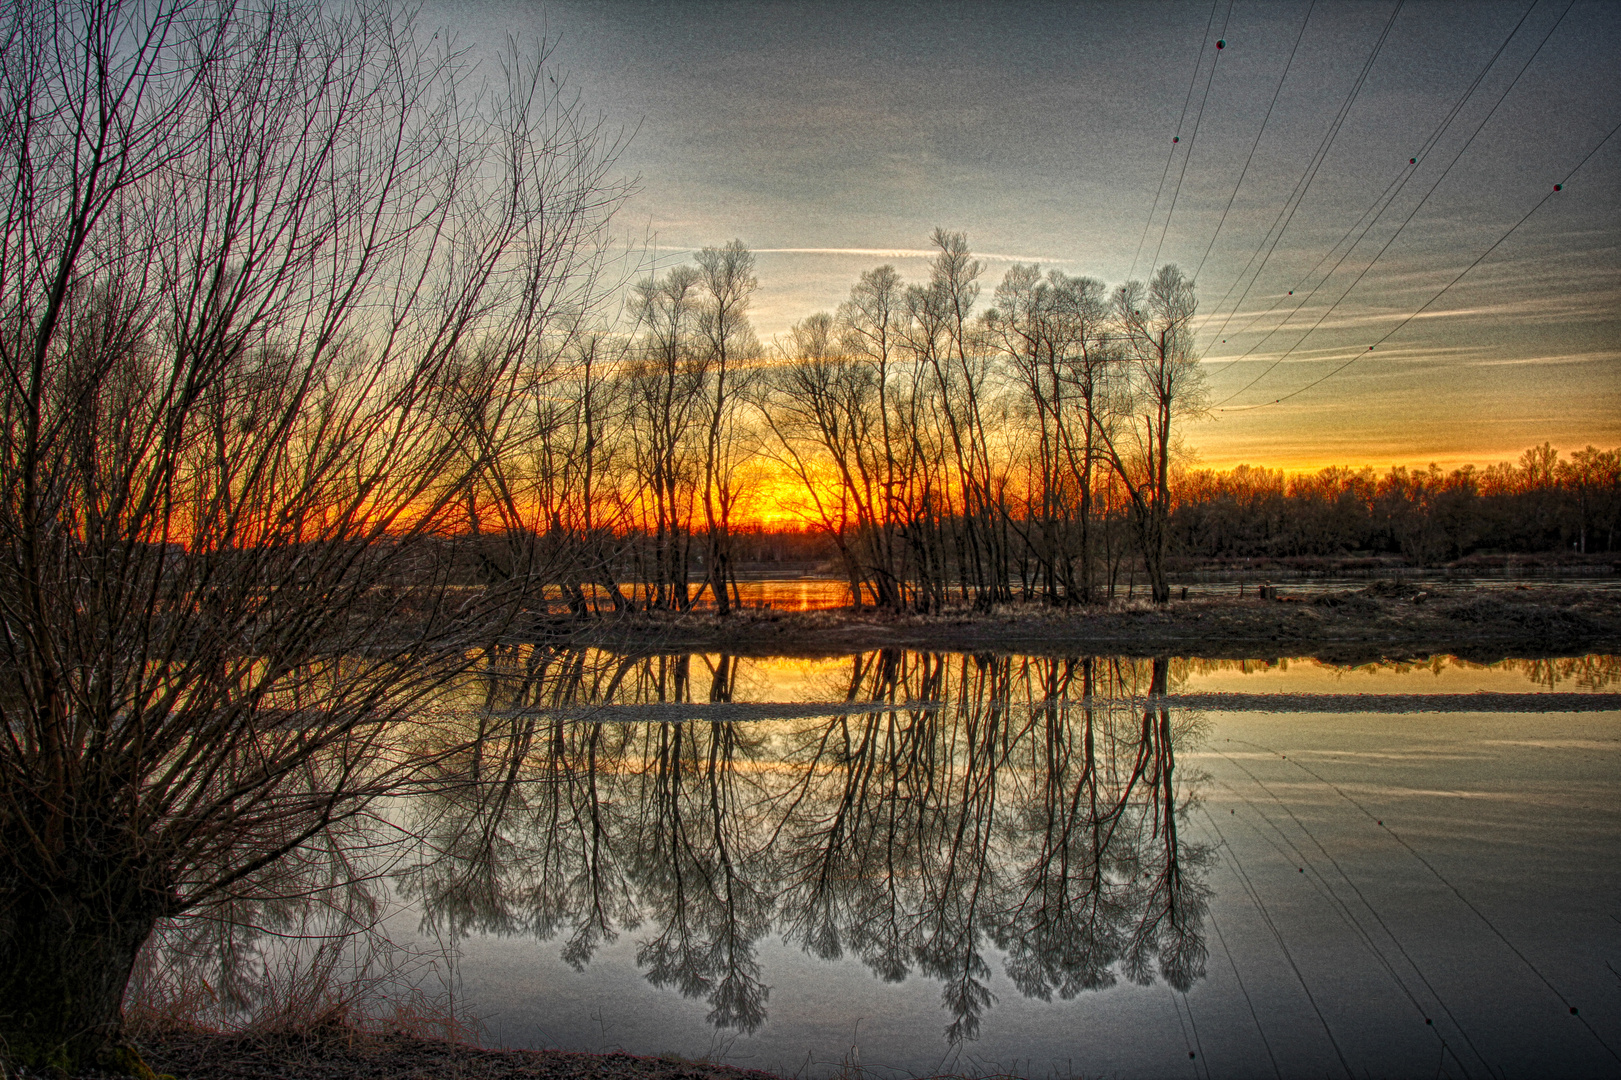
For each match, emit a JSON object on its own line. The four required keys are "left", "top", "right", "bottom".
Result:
{"left": 379, "top": 650, "right": 1621, "bottom": 1078}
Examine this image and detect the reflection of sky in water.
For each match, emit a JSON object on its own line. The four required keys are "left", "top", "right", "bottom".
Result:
{"left": 167, "top": 646, "right": 1610, "bottom": 1076}
{"left": 428, "top": 706, "right": 1621, "bottom": 1078}
{"left": 730, "top": 654, "right": 1621, "bottom": 700}
{"left": 446, "top": 651, "right": 1618, "bottom": 714}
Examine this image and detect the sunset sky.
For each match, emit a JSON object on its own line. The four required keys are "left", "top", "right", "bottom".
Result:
{"left": 433, "top": 0, "right": 1620, "bottom": 473}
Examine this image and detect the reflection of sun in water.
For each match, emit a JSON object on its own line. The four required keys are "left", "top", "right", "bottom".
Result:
{"left": 734, "top": 655, "right": 854, "bottom": 702}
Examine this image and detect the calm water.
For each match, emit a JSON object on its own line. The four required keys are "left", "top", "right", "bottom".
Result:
{"left": 370, "top": 650, "right": 1621, "bottom": 1079}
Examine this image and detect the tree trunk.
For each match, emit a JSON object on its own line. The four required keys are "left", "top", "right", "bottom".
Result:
{"left": 0, "top": 873, "right": 163, "bottom": 1073}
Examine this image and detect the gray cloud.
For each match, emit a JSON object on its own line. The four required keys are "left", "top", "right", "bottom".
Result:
{"left": 426, "top": 0, "right": 1620, "bottom": 462}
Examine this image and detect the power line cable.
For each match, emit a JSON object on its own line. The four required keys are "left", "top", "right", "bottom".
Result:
{"left": 1202, "top": 810, "right": 1356, "bottom": 1080}
{"left": 1210, "top": 0, "right": 1564, "bottom": 401}
{"left": 1202, "top": 1, "right": 1406, "bottom": 342}
{"left": 1129, "top": 0, "right": 1223, "bottom": 281}
{"left": 1223, "top": 114, "right": 1620, "bottom": 412}
{"left": 1150, "top": 0, "right": 1236, "bottom": 274}
{"left": 1212, "top": 752, "right": 1489, "bottom": 1076}
{"left": 1202, "top": 0, "right": 1543, "bottom": 370}
{"left": 1202, "top": 165, "right": 1412, "bottom": 373}
{"left": 1219, "top": 4, "right": 1592, "bottom": 410}
{"left": 1191, "top": 0, "right": 1317, "bottom": 285}
{"left": 1197, "top": 887, "right": 1283, "bottom": 1079}
{"left": 1228, "top": 737, "right": 1621, "bottom": 1066}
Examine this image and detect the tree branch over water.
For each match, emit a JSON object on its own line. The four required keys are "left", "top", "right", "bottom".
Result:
{"left": 0, "top": 0, "right": 625, "bottom": 1069}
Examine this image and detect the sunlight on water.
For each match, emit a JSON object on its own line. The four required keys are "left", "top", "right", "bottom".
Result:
{"left": 1173, "top": 654, "right": 1621, "bottom": 694}
{"left": 446, "top": 648, "right": 1621, "bottom": 709}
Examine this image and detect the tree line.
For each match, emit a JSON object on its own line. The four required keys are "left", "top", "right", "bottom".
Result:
{"left": 1171, "top": 444, "right": 1621, "bottom": 564}
{"left": 462, "top": 232, "right": 1616, "bottom": 618}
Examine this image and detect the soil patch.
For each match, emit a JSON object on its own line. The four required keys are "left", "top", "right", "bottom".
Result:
{"left": 126, "top": 1029, "right": 794, "bottom": 1080}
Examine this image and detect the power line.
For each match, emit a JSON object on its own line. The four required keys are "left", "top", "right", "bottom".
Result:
{"left": 1231, "top": 738, "right": 1621, "bottom": 1067}
{"left": 1128, "top": 0, "right": 1223, "bottom": 282}
{"left": 1216, "top": 0, "right": 1580, "bottom": 409}
{"left": 1202, "top": 1, "right": 1406, "bottom": 344}
{"left": 1191, "top": 0, "right": 1316, "bottom": 285}
{"left": 1202, "top": 0, "right": 1543, "bottom": 370}
{"left": 1214, "top": 749, "right": 1491, "bottom": 1076}
{"left": 1202, "top": 164, "right": 1412, "bottom": 371}
{"left": 1150, "top": 0, "right": 1235, "bottom": 274}
{"left": 1222, "top": 113, "right": 1621, "bottom": 412}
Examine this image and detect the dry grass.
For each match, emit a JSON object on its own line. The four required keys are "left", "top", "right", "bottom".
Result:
{"left": 124, "top": 906, "right": 481, "bottom": 1050}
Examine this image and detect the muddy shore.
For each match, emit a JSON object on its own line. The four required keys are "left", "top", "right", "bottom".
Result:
{"left": 135, "top": 1029, "right": 802, "bottom": 1080}
{"left": 539, "top": 583, "right": 1621, "bottom": 664}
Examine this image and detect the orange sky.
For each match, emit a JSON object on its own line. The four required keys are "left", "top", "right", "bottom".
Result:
{"left": 1188, "top": 349, "right": 1621, "bottom": 474}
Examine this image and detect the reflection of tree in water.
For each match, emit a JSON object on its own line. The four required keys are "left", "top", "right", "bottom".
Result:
{"left": 400, "top": 648, "right": 1209, "bottom": 1043}
{"left": 1498, "top": 653, "right": 1621, "bottom": 690}
{"left": 1173, "top": 653, "right": 1621, "bottom": 690}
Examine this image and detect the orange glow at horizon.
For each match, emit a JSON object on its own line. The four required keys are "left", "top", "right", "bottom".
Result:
{"left": 725, "top": 438, "right": 1621, "bottom": 530}
{"left": 732, "top": 456, "right": 850, "bottom": 531}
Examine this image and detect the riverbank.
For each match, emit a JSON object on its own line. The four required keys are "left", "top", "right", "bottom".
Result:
{"left": 541, "top": 582, "right": 1621, "bottom": 663}
{"left": 132, "top": 1028, "right": 804, "bottom": 1080}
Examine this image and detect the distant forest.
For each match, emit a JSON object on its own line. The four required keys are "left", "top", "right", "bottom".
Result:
{"left": 1170, "top": 443, "right": 1621, "bottom": 563}
{"left": 734, "top": 442, "right": 1621, "bottom": 576}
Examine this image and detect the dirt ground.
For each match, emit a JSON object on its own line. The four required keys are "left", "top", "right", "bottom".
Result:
{"left": 130, "top": 1029, "right": 804, "bottom": 1080}
{"left": 547, "top": 582, "right": 1621, "bottom": 664}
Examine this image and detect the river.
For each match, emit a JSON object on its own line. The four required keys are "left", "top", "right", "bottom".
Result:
{"left": 329, "top": 649, "right": 1621, "bottom": 1079}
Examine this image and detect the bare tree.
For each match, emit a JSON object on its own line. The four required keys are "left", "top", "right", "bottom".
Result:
{"left": 627, "top": 265, "right": 706, "bottom": 609}
{"left": 694, "top": 240, "right": 759, "bottom": 614}
{"left": 837, "top": 266, "right": 911, "bottom": 608}
{"left": 758, "top": 311, "right": 872, "bottom": 606}
{"left": 0, "top": 0, "right": 624, "bottom": 1069}
{"left": 985, "top": 266, "right": 1116, "bottom": 603}
{"left": 1099, "top": 265, "right": 1205, "bottom": 603}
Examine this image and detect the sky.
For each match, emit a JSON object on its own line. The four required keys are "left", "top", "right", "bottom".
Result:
{"left": 430, "top": 0, "right": 1620, "bottom": 473}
